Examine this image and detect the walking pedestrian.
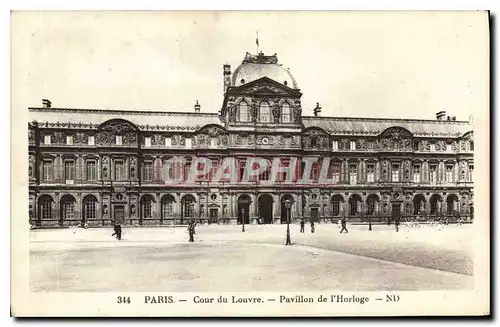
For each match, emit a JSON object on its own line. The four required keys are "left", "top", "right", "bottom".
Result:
{"left": 188, "top": 224, "right": 195, "bottom": 242}
{"left": 116, "top": 224, "right": 122, "bottom": 240}
{"left": 340, "top": 217, "right": 348, "bottom": 234}
{"left": 395, "top": 217, "right": 400, "bottom": 232}
{"left": 310, "top": 220, "right": 315, "bottom": 233}
{"left": 112, "top": 222, "right": 119, "bottom": 239}
{"left": 300, "top": 219, "right": 305, "bottom": 233}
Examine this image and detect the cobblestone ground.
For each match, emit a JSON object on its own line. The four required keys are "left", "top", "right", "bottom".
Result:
{"left": 30, "top": 223, "right": 474, "bottom": 292}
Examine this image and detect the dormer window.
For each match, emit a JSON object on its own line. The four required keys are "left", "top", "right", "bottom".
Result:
{"left": 240, "top": 78, "right": 245, "bottom": 84}
{"left": 281, "top": 103, "right": 291, "bottom": 123}
{"left": 238, "top": 101, "right": 249, "bottom": 122}
{"left": 116, "top": 135, "right": 123, "bottom": 145}
{"left": 259, "top": 101, "right": 271, "bottom": 123}
{"left": 284, "top": 81, "right": 288, "bottom": 86}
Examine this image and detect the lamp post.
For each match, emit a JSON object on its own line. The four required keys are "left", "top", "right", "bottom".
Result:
{"left": 285, "top": 199, "right": 292, "bottom": 246}
{"left": 241, "top": 208, "right": 245, "bottom": 232}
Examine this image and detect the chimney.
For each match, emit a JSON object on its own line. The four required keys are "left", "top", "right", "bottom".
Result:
{"left": 42, "top": 99, "right": 52, "bottom": 108}
{"left": 436, "top": 110, "right": 446, "bottom": 121}
{"left": 194, "top": 100, "right": 201, "bottom": 113}
{"left": 313, "top": 102, "right": 322, "bottom": 117}
{"left": 452, "top": 116, "right": 456, "bottom": 121}
{"left": 223, "top": 64, "right": 231, "bottom": 93}
{"left": 447, "top": 116, "right": 451, "bottom": 121}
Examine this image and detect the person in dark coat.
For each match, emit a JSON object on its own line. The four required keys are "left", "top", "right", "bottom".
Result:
{"left": 300, "top": 219, "right": 305, "bottom": 233}
{"left": 116, "top": 224, "right": 122, "bottom": 240}
{"left": 394, "top": 217, "right": 400, "bottom": 232}
{"left": 310, "top": 221, "right": 315, "bottom": 233}
{"left": 112, "top": 222, "right": 119, "bottom": 239}
{"left": 340, "top": 217, "right": 348, "bottom": 234}
{"left": 188, "top": 224, "right": 195, "bottom": 242}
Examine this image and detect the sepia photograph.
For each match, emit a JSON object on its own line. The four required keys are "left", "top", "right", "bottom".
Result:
{"left": 10, "top": 10, "right": 490, "bottom": 317}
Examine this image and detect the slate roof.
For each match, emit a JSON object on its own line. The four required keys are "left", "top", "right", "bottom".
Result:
{"left": 303, "top": 116, "right": 472, "bottom": 138}
{"left": 29, "top": 107, "right": 223, "bottom": 132}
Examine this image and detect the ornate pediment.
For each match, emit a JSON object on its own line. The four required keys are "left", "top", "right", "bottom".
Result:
{"left": 197, "top": 124, "right": 227, "bottom": 137}
{"left": 98, "top": 119, "right": 138, "bottom": 134}
{"left": 231, "top": 77, "right": 301, "bottom": 96}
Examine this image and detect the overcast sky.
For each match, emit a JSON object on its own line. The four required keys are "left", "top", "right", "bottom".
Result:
{"left": 12, "top": 11, "right": 488, "bottom": 120}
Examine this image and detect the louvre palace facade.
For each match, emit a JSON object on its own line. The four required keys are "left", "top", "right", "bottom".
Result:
{"left": 28, "top": 51, "right": 474, "bottom": 227}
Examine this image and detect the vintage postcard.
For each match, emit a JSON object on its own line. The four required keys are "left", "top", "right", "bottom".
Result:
{"left": 11, "top": 11, "right": 490, "bottom": 317}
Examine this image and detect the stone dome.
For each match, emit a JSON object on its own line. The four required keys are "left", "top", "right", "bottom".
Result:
{"left": 232, "top": 52, "right": 298, "bottom": 89}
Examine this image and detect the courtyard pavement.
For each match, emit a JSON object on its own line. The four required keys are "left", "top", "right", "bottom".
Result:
{"left": 30, "top": 223, "right": 474, "bottom": 292}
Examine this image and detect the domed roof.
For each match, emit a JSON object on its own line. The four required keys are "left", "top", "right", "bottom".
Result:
{"left": 232, "top": 52, "right": 298, "bottom": 89}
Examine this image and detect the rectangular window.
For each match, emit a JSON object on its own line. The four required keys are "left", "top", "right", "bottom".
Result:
{"left": 144, "top": 137, "right": 152, "bottom": 147}
{"left": 332, "top": 140, "right": 338, "bottom": 151}
{"left": 349, "top": 164, "right": 357, "bottom": 185}
{"left": 446, "top": 165, "right": 454, "bottom": 183}
{"left": 367, "top": 164, "right": 375, "bottom": 183}
{"left": 430, "top": 143, "right": 436, "bottom": 152}
{"left": 429, "top": 165, "right": 437, "bottom": 185}
{"left": 413, "top": 165, "right": 421, "bottom": 183}
{"left": 116, "top": 135, "right": 123, "bottom": 145}
{"left": 66, "top": 135, "right": 73, "bottom": 145}
{"left": 446, "top": 144, "right": 452, "bottom": 152}
{"left": 144, "top": 162, "right": 153, "bottom": 181}
{"left": 210, "top": 138, "right": 217, "bottom": 148}
{"left": 330, "top": 163, "right": 341, "bottom": 184}
{"left": 392, "top": 164, "right": 400, "bottom": 182}
{"left": 469, "top": 164, "right": 474, "bottom": 182}
{"left": 350, "top": 141, "right": 356, "bottom": 150}
{"left": 86, "top": 161, "right": 97, "bottom": 181}
{"left": 42, "top": 160, "right": 53, "bottom": 181}
{"left": 88, "top": 136, "right": 95, "bottom": 146}
{"left": 115, "top": 160, "right": 125, "bottom": 180}
{"left": 64, "top": 160, "right": 75, "bottom": 183}
{"left": 165, "top": 137, "right": 171, "bottom": 147}
{"left": 44, "top": 135, "right": 51, "bottom": 145}
{"left": 185, "top": 138, "right": 192, "bottom": 148}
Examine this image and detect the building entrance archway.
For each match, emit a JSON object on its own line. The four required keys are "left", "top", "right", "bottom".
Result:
{"left": 258, "top": 194, "right": 274, "bottom": 224}
{"left": 237, "top": 194, "right": 251, "bottom": 225}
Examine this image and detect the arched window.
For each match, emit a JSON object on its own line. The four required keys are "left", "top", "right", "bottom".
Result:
{"left": 281, "top": 103, "right": 291, "bottom": 123}
{"left": 413, "top": 194, "right": 426, "bottom": 215}
{"left": 430, "top": 194, "right": 442, "bottom": 215}
{"left": 238, "top": 101, "right": 249, "bottom": 122}
{"left": 60, "top": 195, "right": 76, "bottom": 220}
{"left": 331, "top": 195, "right": 343, "bottom": 216}
{"left": 367, "top": 195, "right": 380, "bottom": 216}
{"left": 161, "top": 195, "right": 175, "bottom": 219}
{"left": 83, "top": 195, "right": 98, "bottom": 220}
{"left": 182, "top": 195, "right": 196, "bottom": 220}
{"left": 38, "top": 195, "right": 53, "bottom": 220}
{"left": 446, "top": 194, "right": 459, "bottom": 214}
{"left": 141, "top": 195, "right": 154, "bottom": 219}
{"left": 349, "top": 194, "right": 362, "bottom": 216}
{"left": 259, "top": 101, "right": 271, "bottom": 123}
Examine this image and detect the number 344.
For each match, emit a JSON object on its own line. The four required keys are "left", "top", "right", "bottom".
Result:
{"left": 117, "top": 296, "right": 131, "bottom": 304}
